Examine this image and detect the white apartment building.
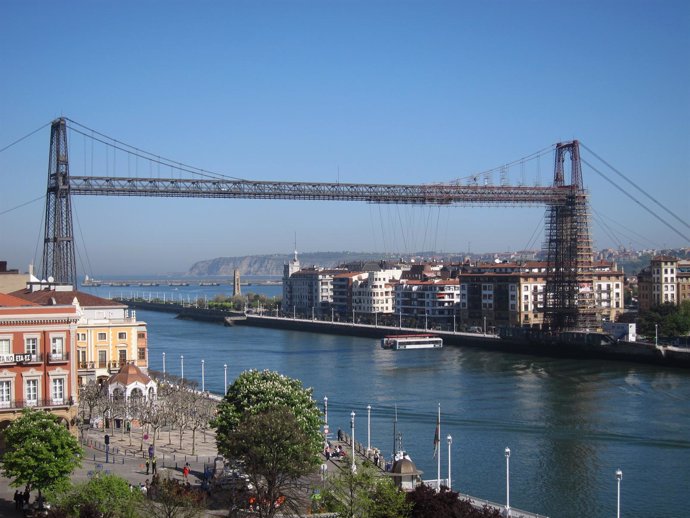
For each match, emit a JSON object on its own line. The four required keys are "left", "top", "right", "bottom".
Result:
{"left": 352, "top": 269, "right": 403, "bottom": 315}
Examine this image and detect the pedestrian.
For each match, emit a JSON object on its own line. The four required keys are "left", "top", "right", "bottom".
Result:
{"left": 13, "top": 490, "right": 21, "bottom": 510}
{"left": 148, "top": 444, "right": 154, "bottom": 459}
{"left": 337, "top": 428, "right": 342, "bottom": 441}
{"left": 373, "top": 451, "right": 380, "bottom": 467}
{"left": 183, "top": 462, "right": 190, "bottom": 481}
{"left": 152, "top": 455, "right": 157, "bottom": 474}
{"left": 145, "top": 457, "right": 150, "bottom": 475}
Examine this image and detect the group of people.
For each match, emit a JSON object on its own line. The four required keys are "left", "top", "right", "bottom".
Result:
{"left": 323, "top": 443, "right": 348, "bottom": 461}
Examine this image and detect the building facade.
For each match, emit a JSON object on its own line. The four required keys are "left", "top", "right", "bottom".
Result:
{"left": 0, "top": 292, "right": 80, "bottom": 443}
{"left": 10, "top": 284, "right": 148, "bottom": 386}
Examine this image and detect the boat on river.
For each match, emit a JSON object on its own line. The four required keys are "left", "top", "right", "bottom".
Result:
{"left": 381, "top": 334, "right": 443, "bottom": 350}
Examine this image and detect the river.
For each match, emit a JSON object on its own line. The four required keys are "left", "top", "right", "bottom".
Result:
{"left": 86, "top": 282, "right": 689, "bottom": 518}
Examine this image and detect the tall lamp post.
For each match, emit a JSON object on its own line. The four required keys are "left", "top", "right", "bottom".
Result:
{"left": 367, "top": 405, "right": 371, "bottom": 452}
{"left": 655, "top": 324, "right": 658, "bottom": 346}
{"left": 224, "top": 364, "right": 228, "bottom": 392}
{"left": 616, "top": 469, "right": 623, "bottom": 518}
{"left": 447, "top": 434, "right": 453, "bottom": 490}
{"left": 505, "top": 447, "right": 511, "bottom": 515}
{"left": 350, "top": 411, "right": 356, "bottom": 472}
{"left": 201, "top": 359, "right": 205, "bottom": 392}
{"left": 180, "top": 355, "right": 184, "bottom": 381}
{"left": 162, "top": 352, "right": 166, "bottom": 379}
{"left": 324, "top": 396, "right": 328, "bottom": 427}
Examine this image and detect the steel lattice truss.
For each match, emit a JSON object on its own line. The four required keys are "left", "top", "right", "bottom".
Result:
{"left": 66, "top": 176, "right": 572, "bottom": 206}
{"left": 42, "top": 118, "right": 596, "bottom": 331}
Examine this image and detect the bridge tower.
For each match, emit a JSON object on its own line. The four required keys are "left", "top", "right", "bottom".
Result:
{"left": 40, "top": 117, "right": 77, "bottom": 286}
{"left": 543, "top": 140, "right": 597, "bottom": 330}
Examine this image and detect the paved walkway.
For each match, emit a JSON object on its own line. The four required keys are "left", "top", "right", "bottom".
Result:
{"left": 0, "top": 423, "right": 392, "bottom": 518}
{"left": 0, "top": 426, "right": 225, "bottom": 517}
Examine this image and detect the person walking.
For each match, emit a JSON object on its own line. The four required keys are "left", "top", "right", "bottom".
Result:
{"left": 183, "top": 462, "right": 190, "bottom": 481}
{"left": 145, "top": 457, "right": 150, "bottom": 475}
{"left": 152, "top": 456, "right": 157, "bottom": 474}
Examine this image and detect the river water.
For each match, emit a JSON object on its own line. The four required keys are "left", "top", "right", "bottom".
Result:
{"left": 87, "top": 283, "right": 689, "bottom": 518}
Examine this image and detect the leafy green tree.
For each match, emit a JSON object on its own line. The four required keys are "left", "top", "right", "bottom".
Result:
{"left": 213, "top": 369, "right": 322, "bottom": 456}
{"left": 638, "top": 301, "right": 690, "bottom": 338}
{"left": 213, "top": 370, "right": 323, "bottom": 518}
{"left": 322, "top": 461, "right": 411, "bottom": 518}
{"left": 223, "top": 407, "right": 320, "bottom": 517}
{"left": 0, "top": 408, "right": 83, "bottom": 500}
{"left": 51, "top": 473, "right": 142, "bottom": 518}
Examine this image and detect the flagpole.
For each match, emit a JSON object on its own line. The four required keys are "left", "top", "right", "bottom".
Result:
{"left": 437, "top": 402, "right": 441, "bottom": 490}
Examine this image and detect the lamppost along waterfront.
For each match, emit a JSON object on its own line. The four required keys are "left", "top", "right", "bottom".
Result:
{"left": 655, "top": 324, "right": 658, "bottom": 346}
{"left": 616, "top": 468, "right": 623, "bottom": 518}
{"left": 350, "top": 411, "right": 356, "bottom": 472}
{"left": 162, "top": 352, "right": 166, "bottom": 379}
{"left": 181, "top": 355, "right": 184, "bottom": 381}
{"left": 324, "top": 396, "right": 328, "bottom": 427}
{"left": 201, "top": 359, "right": 205, "bottom": 392}
{"left": 447, "top": 434, "right": 453, "bottom": 490}
{"left": 224, "top": 364, "right": 227, "bottom": 392}
{"left": 505, "top": 447, "right": 511, "bottom": 514}
{"left": 367, "top": 405, "right": 371, "bottom": 452}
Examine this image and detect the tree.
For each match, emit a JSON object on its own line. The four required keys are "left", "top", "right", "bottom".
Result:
{"left": 51, "top": 473, "right": 142, "bottom": 518}
{"left": 407, "top": 484, "right": 502, "bottom": 518}
{"left": 0, "top": 408, "right": 83, "bottom": 500}
{"left": 143, "top": 476, "right": 205, "bottom": 518}
{"left": 214, "top": 369, "right": 323, "bottom": 457}
{"left": 223, "top": 407, "right": 319, "bottom": 517}
{"left": 322, "top": 461, "right": 411, "bottom": 518}
{"left": 638, "top": 301, "right": 690, "bottom": 338}
{"left": 213, "top": 370, "right": 323, "bottom": 518}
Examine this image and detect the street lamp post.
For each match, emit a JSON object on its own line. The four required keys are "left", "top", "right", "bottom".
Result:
{"left": 616, "top": 469, "right": 623, "bottom": 518}
{"left": 447, "top": 434, "right": 453, "bottom": 490}
{"left": 181, "top": 355, "right": 184, "bottom": 381}
{"left": 224, "top": 364, "right": 227, "bottom": 392}
{"left": 655, "top": 324, "right": 658, "bottom": 346}
{"left": 350, "top": 411, "right": 356, "bottom": 472}
{"left": 201, "top": 359, "right": 205, "bottom": 392}
{"left": 162, "top": 352, "right": 166, "bottom": 380}
{"left": 324, "top": 396, "right": 328, "bottom": 427}
{"left": 483, "top": 316, "right": 487, "bottom": 335}
{"left": 367, "top": 405, "right": 371, "bottom": 452}
{"left": 505, "top": 447, "right": 511, "bottom": 514}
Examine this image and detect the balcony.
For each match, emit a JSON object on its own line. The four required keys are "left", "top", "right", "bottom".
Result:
{"left": 78, "top": 361, "right": 97, "bottom": 370}
{"left": 0, "top": 397, "right": 75, "bottom": 411}
{"left": 48, "top": 352, "right": 70, "bottom": 364}
{"left": 0, "top": 353, "right": 44, "bottom": 365}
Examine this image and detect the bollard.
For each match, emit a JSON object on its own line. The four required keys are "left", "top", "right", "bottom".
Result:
{"left": 93, "top": 454, "right": 96, "bottom": 461}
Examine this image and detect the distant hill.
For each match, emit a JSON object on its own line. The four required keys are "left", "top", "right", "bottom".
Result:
{"left": 188, "top": 252, "right": 408, "bottom": 276}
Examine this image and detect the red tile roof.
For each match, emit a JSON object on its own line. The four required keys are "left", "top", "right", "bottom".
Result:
{"left": 0, "top": 292, "right": 39, "bottom": 307}
{"left": 9, "top": 288, "right": 125, "bottom": 308}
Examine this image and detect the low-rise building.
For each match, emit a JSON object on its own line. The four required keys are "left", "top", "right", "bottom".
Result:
{"left": 10, "top": 282, "right": 148, "bottom": 386}
{"left": 0, "top": 292, "right": 80, "bottom": 441}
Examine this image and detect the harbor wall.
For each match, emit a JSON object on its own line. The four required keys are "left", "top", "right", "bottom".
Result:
{"left": 119, "top": 299, "right": 690, "bottom": 368}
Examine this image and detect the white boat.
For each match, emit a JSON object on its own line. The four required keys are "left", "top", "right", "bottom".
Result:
{"left": 381, "top": 334, "right": 443, "bottom": 350}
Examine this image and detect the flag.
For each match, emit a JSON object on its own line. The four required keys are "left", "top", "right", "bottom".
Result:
{"left": 433, "top": 409, "right": 440, "bottom": 458}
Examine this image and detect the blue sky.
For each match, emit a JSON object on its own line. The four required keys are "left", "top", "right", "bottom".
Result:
{"left": 1, "top": 0, "right": 688, "bottom": 275}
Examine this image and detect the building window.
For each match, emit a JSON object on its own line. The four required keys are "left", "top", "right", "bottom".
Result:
{"left": 138, "top": 332, "right": 146, "bottom": 340}
{"left": 77, "top": 333, "right": 86, "bottom": 341}
{"left": 52, "top": 378, "right": 64, "bottom": 404}
{"left": 98, "top": 332, "right": 107, "bottom": 341}
{"left": 25, "top": 337, "right": 37, "bottom": 356}
{"left": 51, "top": 337, "right": 64, "bottom": 359}
{"left": 25, "top": 379, "right": 38, "bottom": 405}
{"left": 118, "top": 332, "right": 127, "bottom": 340}
{"left": 98, "top": 351, "right": 107, "bottom": 368}
{"left": 0, "top": 380, "right": 10, "bottom": 408}
{"left": 0, "top": 338, "right": 10, "bottom": 358}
